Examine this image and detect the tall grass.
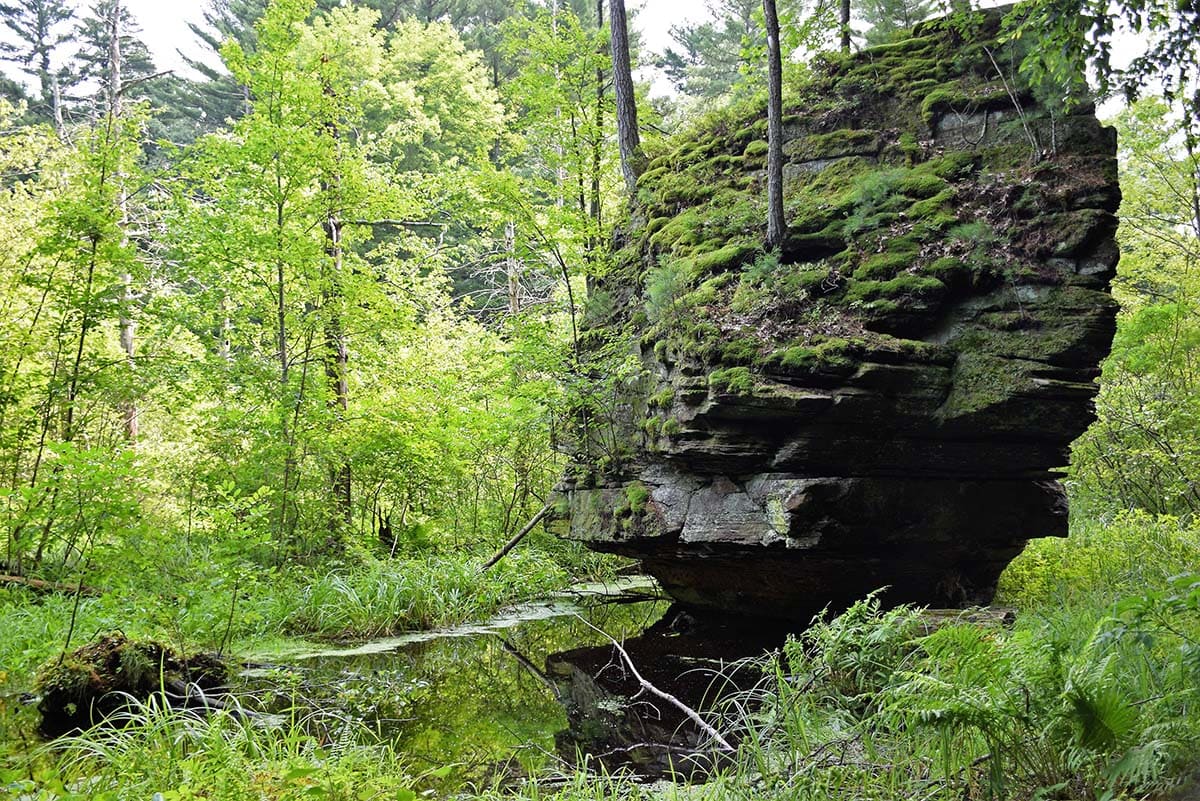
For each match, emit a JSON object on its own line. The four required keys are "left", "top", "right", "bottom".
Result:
{"left": 271, "top": 548, "right": 572, "bottom": 640}
{"left": 7, "top": 697, "right": 417, "bottom": 801}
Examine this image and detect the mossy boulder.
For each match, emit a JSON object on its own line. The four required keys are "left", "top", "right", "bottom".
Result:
{"left": 559, "top": 4, "right": 1119, "bottom": 621}
{"left": 36, "top": 632, "right": 228, "bottom": 737}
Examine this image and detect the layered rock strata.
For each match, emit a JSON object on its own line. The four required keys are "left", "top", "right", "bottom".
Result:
{"left": 559, "top": 7, "right": 1119, "bottom": 619}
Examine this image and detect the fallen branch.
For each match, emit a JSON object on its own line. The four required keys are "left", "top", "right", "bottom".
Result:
{"left": 575, "top": 615, "right": 735, "bottom": 752}
{"left": 479, "top": 503, "right": 553, "bottom": 572}
{"left": 0, "top": 574, "right": 100, "bottom": 596}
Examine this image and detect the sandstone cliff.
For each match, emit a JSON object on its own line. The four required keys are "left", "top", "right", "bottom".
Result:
{"left": 560, "top": 8, "right": 1119, "bottom": 619}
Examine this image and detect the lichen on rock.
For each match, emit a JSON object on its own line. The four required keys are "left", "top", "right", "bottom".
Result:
{"left": 559, "top": 6, "right": 1119, "bottom": 620}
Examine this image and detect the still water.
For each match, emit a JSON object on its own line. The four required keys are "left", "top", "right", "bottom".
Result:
{"left": 240, "top": 576, "right": 784, "bottom": 789}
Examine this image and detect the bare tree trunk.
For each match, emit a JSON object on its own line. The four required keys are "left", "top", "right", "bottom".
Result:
{"left": 609, "top": 0, "right": 643, "bottom": 195}
{"left": 51, "top": 74, "right": 64, "bottom": 139}
{"left": 321, "top": 71, "right": 351, "bottom": 540}
{"left": 505, "top": 220, "right": 521, "bottom": 315}
{"left": 840, "top": 0, "right": 852, "bottom": 53}
{"left": 763, "top": 0, "right": 785, "bottom": 249}
{"left": 108, "top": 1, "right": 138, "bottom": 444}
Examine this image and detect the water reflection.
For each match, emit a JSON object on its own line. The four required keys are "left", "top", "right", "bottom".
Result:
{"left": 242, "top": 578, "right": 786, "bottom": 790}
{"left": 548, "top": 607, "right": 788, "bottom": 780}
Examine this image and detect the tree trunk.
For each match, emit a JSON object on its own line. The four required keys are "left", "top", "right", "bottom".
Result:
{"left": 109, "top": 1, "right": 138, "bottom": 444}
{"left": 763, "top": 0, "right": 785, "bottom": 249}
{"left": 589, "top": 0, "right": 604, "bottom": 258}
{"left": 321, "top": 70, "right": 352, "bottom": 540}
{"left": 505, "top": 220, "right": 520, "bottom": 314}
{"left": 324, "top": 217, "right": 351, "bottom": 534}
{"left": 609, "top": 0, "right": 643, "bottom": 195}
{"left": 840, "top": 0, "right": 852, "bottom": 53}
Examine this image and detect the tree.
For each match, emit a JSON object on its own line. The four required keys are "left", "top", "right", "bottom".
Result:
{"left": 69, "top": 0, "right": 157, "bottom": 113}
{"left": 763, "top": 0, "right": 784, "bottom": 249}
{"left": 0, "top": 0, "right": 74, "bottom": 129}
{"left": 1072, "top": 97, "right": 1200, "bottom": 515}
{"left": 608, "top": 0, "right": 642, "bottom": 195}
{"left": 860, "top": 0, "right": 934, "bottom": 45}
{"left": 173, "top": 0, "right": 266, "bottom": 136}
{"left": 1004, "top": 1, "right": 1200, "bottom": 138}
{"left": 658, "top": 0, "right": 761, "bottom": 100}
{"left": 839, "top": 0, "right": 851, "bottom": 52}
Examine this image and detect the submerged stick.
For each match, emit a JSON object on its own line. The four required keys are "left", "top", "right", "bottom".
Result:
{"left": 575, "top": 616, "right": 734, "bottom": 752}
{"left": 479, "top": 502, "right": 553, "bottom": 572}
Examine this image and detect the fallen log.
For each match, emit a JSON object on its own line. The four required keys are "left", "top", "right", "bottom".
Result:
{"left": 0, "top": 574, "right": 100, "bottom": 597}
{"left": 479, "top": 503, "right": 553, "bottom": 572}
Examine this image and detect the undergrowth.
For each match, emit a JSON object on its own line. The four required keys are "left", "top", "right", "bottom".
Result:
{"left": 5, "top": 514, "right": 1199, "bottom": 800}
{"left": 0, "top": 538, "right": 618, "bottom": 688}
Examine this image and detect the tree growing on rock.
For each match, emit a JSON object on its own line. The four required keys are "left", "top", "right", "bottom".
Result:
{"left": 763, "top": 0, "right": 784, "bottom": 248}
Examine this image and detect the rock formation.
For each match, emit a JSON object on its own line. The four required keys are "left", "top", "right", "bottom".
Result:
{"left": 558, "top": 8, "right": 1119, "bottom": 620}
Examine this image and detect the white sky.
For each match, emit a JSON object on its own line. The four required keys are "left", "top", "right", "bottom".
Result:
{"left": 2, "top": 0, "right": 1149, "bottom": 108}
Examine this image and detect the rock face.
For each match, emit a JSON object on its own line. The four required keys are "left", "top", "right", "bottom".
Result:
{"left": 559, "top": 8, "right": 1119, "bottom": 620}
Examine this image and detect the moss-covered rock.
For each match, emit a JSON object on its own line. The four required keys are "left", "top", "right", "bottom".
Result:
{"left": 36, "top": 633, "right": 229, "bottom": 737}
{"left": 559, "top": 4, "right": 1119, "bottom": 621}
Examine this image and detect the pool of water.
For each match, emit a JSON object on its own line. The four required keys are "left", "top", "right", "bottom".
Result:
{"left": 240, "top": 577, "right": 688, "bottom": 788}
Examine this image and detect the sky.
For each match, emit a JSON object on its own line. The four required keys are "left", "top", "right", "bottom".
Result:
{"left": 1, "top": 0, "right": 1150, "bottom": 109}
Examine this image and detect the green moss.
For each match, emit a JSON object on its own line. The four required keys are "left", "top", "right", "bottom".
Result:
{"left": 925, "top": 151, "right": 979, "bottom": 180}
{"left": 920, "top": 81, "right": 1013, "bottom": 124}
{"left": 720, "top": 337, "right": 761, "bottom": 365}
{"left": 784, "top": 129, "right": 881, "bottom": 161}
{"left": 644, "top": 216, "right": 670, "bottom": 239}
{"left": 637, "top": 165, "right": 669, "bottom": 188}
{"left": 927, "top": 256, "right": 969, "bottom": 284}
{"left": 907, "top": 188, "right": 957, "bottom": 220}
{"left": 661, "top": 417, "right": 682, "bottom": 436}
{"left": 709, "top": 366, "right": 755, "bottom": 395}
{"left": 895, "top": 171, "right": 948, "bottom": 199}
{"left": 624, "top": 482, "right": 650, "bottom": 513}
{"left": 855, "top": 251, "right": 916, "bottom": 280}
{"left": 939, "top": 352, "right": 1034, "bottom": 418}
{"left": 785, "top": 156, "right": 874, "bottom": 234}
{"left": 846, "top": 274, "right": 945, "bottom": 302}
{"left": 768, "top": 337, "right": 858, "bottom": 374}
{"left": 684, "top": 272, "right": 735, "bottom": 307}
{"left": 1047, "top": 209, "right": 1112, "bottom": 257}
{"left": 692, "top": 242, "right": 758, "bottom": 276}
{"left": 898, "top": 132, "right": 921, "bottom": 164}
{"left": 743, "top": 139, "right": 769, "bottom": 158}
{"left": 649, "top": 387, "right": 675, "bottom": 408}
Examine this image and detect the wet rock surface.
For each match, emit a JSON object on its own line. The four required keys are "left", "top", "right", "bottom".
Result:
{"left": 560, "top": 8, "right": 1119, "bottom": 619}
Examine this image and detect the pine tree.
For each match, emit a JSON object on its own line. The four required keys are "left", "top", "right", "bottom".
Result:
{"left": 69, "top": 0, "right": 156, "bottom": 114}
{"left": 176, "top": 0, "right": 267, "bottom": 132}
{"left": 609, "top": 0, "right": 642, "bottom": 195}
{"left": 860, "top": 0, "right": 934, "bottom": 45}
{"left": 658, "top": 0, "right": 760, "bottom": 100}
{"left": 0, "top": 0, "right": 74, "bottom": 128}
